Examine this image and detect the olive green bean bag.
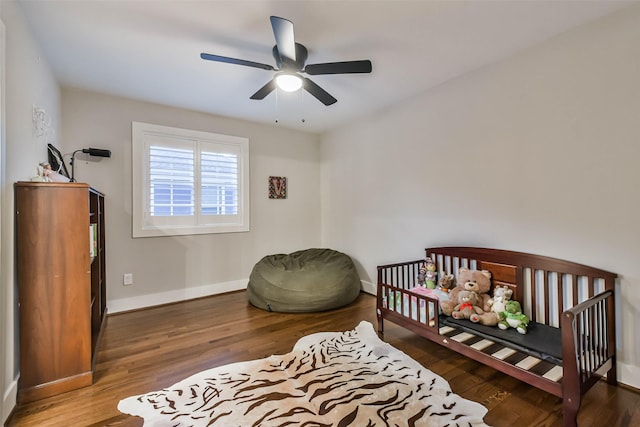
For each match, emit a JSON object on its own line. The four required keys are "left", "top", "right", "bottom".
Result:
{"left": 247, "top": 248, "right": 361, "bottom": 313}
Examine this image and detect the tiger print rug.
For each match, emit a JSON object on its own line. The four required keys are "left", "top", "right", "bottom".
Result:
{"left": 118, "top": 321, "right": 490, "bottom": 426}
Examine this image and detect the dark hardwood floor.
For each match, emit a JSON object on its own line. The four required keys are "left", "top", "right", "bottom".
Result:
{"left": 6, "top": 291, "right": 639, "bottom": 426}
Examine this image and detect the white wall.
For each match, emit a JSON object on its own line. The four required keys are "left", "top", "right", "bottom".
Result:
{"left": 321, "top": 5, "right": 640, "bottom": 388}
{"left": 61, "top": 88, "right": 322, "bottom": 312}
{"left": 0, "top": 0, "right": 61, "bottom": 421}
{"left": 0, "top": 12, "right": 5, "bottom": 426}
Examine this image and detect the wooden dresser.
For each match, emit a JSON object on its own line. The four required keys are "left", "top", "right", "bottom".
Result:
{"left": 15, "top": 182, "right": 107, "bottom": 403}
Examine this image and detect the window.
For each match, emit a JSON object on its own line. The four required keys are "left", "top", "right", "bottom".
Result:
{"left": 132, "top": 122, "right": 249, "bottom": 237}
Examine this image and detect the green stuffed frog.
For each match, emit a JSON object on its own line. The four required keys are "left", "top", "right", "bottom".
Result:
{"left": 498, "top": 300, "right": 529, "bottom": 334}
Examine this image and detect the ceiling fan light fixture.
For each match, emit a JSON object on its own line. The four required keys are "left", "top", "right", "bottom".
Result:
{"left": 275, "top": 73, "right": 303, "bottom": 92}
{"left": 200, "top": 16, "right": 372, "bottom": 105}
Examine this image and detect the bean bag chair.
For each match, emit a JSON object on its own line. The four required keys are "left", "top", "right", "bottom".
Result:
{"left": 247, "top": 248, "right": 361, "bottom": 313}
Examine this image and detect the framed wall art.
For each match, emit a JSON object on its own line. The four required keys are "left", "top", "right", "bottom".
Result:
{"left": 268, "top": 176, "right": 287, "bottom": 199}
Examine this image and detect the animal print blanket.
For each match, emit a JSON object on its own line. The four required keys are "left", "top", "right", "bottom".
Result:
{"left": 118, "top": 321, "right": 489, "bottom": 426}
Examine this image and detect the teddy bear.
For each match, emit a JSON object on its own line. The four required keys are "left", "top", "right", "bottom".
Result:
{"left": 437, "top": 273, "right": 456, "bottom": 293}
{"left": 451, "top": 290, "right": 484, "bottom": 322}
{"left": 498, "top": 300, "right": 529, "bottom": 334}
{"left": 440, "top": 268, "right": 492, "bottom": 316}
{"left": 475, "top": 285, "right": 513, "bottom": 326}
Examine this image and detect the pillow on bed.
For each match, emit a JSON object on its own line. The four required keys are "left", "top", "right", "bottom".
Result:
{"left": 247, "top": 248, "right": 361, "bottom": 313}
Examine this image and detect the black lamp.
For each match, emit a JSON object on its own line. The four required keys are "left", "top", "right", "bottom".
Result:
{"left": 70, "top": 148, "right": 112, "bottom": 182}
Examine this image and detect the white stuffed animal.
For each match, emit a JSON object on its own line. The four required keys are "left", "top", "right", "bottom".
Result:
{"left": 475, "top": 285, "right": 513, "bottom": 326}
{"left": 488, "top": 286, "right": 513, "bottom": 314}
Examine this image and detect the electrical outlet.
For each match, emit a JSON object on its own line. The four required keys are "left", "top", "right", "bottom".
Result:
{"left": 123, "top": 273, "right": 133, "bottom": 286}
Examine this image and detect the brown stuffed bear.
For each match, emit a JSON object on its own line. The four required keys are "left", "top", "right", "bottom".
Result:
{"left": 451, "top": 290, "right": 484, "bottom": 321}
{"left": 440, "top": 268, "right": 492, "bottom": 316}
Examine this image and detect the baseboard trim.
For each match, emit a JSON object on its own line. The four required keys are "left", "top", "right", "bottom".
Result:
{"left": 619, "top": 361, "right": 640, "bottom": 390}
{"left": 361, "top": 280, "right": 376, "bottom": 295}
{"left": 108, "top": 279, "right": 248, "bottom": 314}
{"left": 2, "top": 377, "right": 17, "bottom": 425}
{"left": 110, "top": 279, "right": 379, "bottom": 314}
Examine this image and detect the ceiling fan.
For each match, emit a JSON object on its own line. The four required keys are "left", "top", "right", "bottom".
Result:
{"left": 200, "top": 16, "right": 372, "bottom": 106}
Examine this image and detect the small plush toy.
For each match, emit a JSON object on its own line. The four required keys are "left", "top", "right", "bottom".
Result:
{"left": 417, "top": 264, "right": 427, "bottom": 286}
{"left": 437, "top": 273, "right": 456, "bottom": 293}
{"left": 475, "top": 285, "right": 513, "bottom": 326}
{"left": 425, "top": 257, "right": 437, "bottom": 289}
{"left": 440, "top": 268, "right": 492, "bottom": 316}
{"left": 499, "top": 300, "right": 529, "bottom": 334}
{"left": 490, "top": 286, "right": 513, "bottom": 313}
{"left": 451, "top": 290, "right": 484, "bottom": 321}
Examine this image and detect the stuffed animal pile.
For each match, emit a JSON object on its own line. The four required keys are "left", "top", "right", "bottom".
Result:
{"left": 440, "top": 268, "right": 492, "bottom": 317}
{"left": 440, "top": 269, "right": 529, "bottom": 333}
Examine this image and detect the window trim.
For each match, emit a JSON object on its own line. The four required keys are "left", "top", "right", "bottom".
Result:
{"left": 132, "top": 122, "right": 250, "bottom": 237}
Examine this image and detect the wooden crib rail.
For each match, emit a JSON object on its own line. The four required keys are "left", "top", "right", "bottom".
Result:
{"left": 377, "top": 283, "right": 441, "bottom": 334}
{"left": 377, "top": 260, "right": 424, "bottom": 290}
{"left": 561, "top": 289, "right": 616, "bottom": 425}
{"left": 425, "top": 247, "right": 616, "bottom": 279}
{"left": 562, "top": 290, "right": 616, "bottom": 388}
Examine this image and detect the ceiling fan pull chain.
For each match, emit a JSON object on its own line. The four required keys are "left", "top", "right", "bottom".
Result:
{"left": 301, "top": 88, "right": 306, "bottom": 123}
{"left": 275, "top": 88, "right": 279, "bottom": 124}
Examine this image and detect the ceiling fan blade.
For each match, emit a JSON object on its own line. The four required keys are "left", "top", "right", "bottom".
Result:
{"left": 304, "top": 60, "right": 372, "bottom": 75}
{"left": 200, "top": 53, "right": 275, "bottom": 71}
{"left": 270, "top": 16, "right": 296, "bottom": 62}
{"left": 303, "top": 77, "right": 337, "bottom": 106}
{"left": 250, "top": 79, "right": 277, "bottom": 100}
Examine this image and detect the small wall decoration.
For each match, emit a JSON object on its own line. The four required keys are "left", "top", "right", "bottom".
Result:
{"left": 268, "top": 176, "right": 287, "bottom": 199}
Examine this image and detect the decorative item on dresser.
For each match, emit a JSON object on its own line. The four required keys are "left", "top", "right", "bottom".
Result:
{"left": 14, "top": 182, "right": 107, "bottom": 403}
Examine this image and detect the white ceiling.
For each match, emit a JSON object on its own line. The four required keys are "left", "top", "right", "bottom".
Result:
{"left": 17, "top": 0, "right": 632, "bottom": 134}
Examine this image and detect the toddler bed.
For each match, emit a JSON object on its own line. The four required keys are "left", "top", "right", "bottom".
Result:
{"left": 376, "top": 247, "right": 617, "bottom": 427}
